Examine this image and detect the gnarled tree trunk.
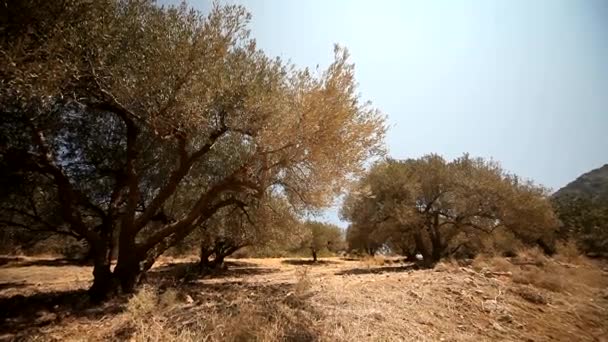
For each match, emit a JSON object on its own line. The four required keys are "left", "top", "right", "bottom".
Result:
{"left": 88, "top": 242, "right": 115, "bottom": 302}
{"left": 199, "top": 244, "right": 214, "bottom": 270}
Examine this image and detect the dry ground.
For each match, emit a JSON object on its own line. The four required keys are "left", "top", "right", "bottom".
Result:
{"left": 1, "top": 254, "right": 607, "bottom": 341}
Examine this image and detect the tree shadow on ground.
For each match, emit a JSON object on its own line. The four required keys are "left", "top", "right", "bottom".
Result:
{"left": 0, "top": 282, "right": 27, "bottom": 291}
{"left": 281, "top": 259, "right": 339, "bottom": 266}
{"left": 340, "top": 256, "right": 362, "bottom": 261}
{"left": 148, "top": 260, "right": 279, "bottom": 286}
{"left": 340, "top": 256, "right": 410, "bottom": 263}
{"left": 0, "top": 288, "right": 126, "bottom": 339}
{"left": 0, "top": 259, "right": 318, "bottom": 341}
{"left": 0, "top": 258, "right": 89, "bottom": 268}
{"left": 0, "top": 256, "right": 25, "bottom": 267}
{"left": 335, "top": 263, "right": 418, "bottom": 276}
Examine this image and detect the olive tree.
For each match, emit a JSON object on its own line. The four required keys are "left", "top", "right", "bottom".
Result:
{"left": 341, "top": 154, "right": 558, "bottom": 266}
{"left": 552, "top": 195, "right": 608, "bottom": 256}
{"left": 294, "top": 221, "right": 344, "bottom": 262}
{"left": 0, "top": 0, "right": 385, "bottom": 299}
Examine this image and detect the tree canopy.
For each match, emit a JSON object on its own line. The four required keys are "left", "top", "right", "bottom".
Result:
{"left": 552, "top": 195, "right": 608, "bottom": 256}
{"left": 293, "top": 221, "right": 345, "bottom": 261}
{"left": 0, "top": 0, "right": 385, "bottom": 299}
{"left": 341, "top": 154, "right": 558, "bottom": 265}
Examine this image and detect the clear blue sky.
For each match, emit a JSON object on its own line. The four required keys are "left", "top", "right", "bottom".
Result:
{"left": 164, "top": 0, "right": 608, "bottom": 226}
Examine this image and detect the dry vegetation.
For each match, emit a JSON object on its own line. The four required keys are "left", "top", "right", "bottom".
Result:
{"left": 1, "top": 251, "right": 607, "bottom": 342}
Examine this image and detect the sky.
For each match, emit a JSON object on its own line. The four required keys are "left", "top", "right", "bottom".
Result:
{"left": 163, "top": 0, "right": 608, "bottom": 226}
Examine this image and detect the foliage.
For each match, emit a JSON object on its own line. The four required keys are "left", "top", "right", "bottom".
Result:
{"left": 293, "top": 221, "right": 345, "bottom": 261}
{"left": 341, "top": 154, "right": 559, "bottom": 265}
{"left": 552, "top": 195, "right": 608, "bottom": 256}
{"left": 0, "top": 0, "right": 385, "bottom": 299}
{"left": 195, "top": 195, "right": 299, "bottom": 268}
{"left": 345, "top": 223, "right": 384, "bottom": 256}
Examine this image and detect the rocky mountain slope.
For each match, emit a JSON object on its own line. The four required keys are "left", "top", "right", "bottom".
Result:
{"left": 553, "top": 164, "right": 608, "bottom": 201}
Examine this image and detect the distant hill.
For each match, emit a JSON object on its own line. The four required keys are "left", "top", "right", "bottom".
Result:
{"left": 553, "top": 164, "right": 608, "bottom": 202}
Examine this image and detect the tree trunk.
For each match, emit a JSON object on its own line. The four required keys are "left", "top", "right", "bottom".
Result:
{"left": 80, "top": 243, "right": 95, "bottom": 265}
{"left": 112, "top": 226, "right": 142, "bottom": 294}
{"left": 199, "top": 245, "right": 214, "bottom": 270}
{"left": 403, "top": 251, "right": 414, "bottom": 260}
{"left": 312, "top": 249, "right": 318, "bottom": 262}
{"left": 113, "top": 257, "right": 141, "bottom": 294}
{"left": 429, "top": 215, "right": 443, "bottom": 265}
{"left": 213, "top": 254, "right": 226, "bottom": 269}
{"left": 413, "top": 231, "right": 435, "bottom": 268}
{"left": 430, "top": 235, "right": 442, "bottom": 265}
{"left": 88, "top": 242, "right": 115, "bottom": 302}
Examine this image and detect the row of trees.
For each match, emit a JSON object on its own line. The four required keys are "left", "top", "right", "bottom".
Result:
{"left": 170, "top": 199, "right": 345, "bottom": 269}
{"left": 341, "top": 154, "right": 559, "bottom": 266}
{"left": 0, "top": 0, "right": 385, "bottom": 300}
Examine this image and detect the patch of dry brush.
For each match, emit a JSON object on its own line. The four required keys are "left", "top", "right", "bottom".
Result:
{"left": 1, "top": 255, "right": 607, "bottom": 342}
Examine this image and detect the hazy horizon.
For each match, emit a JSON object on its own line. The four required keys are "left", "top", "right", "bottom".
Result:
{"left": 162, "top": 0, "right": 608, "bottom": 226}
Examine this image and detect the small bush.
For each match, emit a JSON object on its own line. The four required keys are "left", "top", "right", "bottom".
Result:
{"left": 158, "top": 288, "right": 179, "bottom": 309}
{"left": 554, "top": 240, "right": 589, "bottom": 265}
{"left": 471, "top": 255, "right": 514, "bottom": 273}
{"left": 127, "top": 286, "right": 158, "bottom": 318}
{"left": 294, "top": 267, "right": 312, "bottom": 297}
{"left": 512, "top": 269, "right": 564, "bottom": 292}
{"left": 361, "top": 255, "right": 387, "bottom": 267}
{"left": 232, "top": 247, "right": 251, "bottom": 259}
{"left": 517, "top": 247, "right": 548, "bottom": 266}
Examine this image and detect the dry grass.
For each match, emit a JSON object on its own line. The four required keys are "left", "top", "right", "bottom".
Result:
{"left": 360, "top": 255, "right": 389, "bottom": 267}
{"left": 554, "top": 240, "right": 592, "bottom": 265}
{"left": 92, "top": 261, "right": 319, "bottom": 342}
{"left": 472, "top": 249, "right": 606, "bottom": 294}
{"left": 511, "top": 266, "right": 566, "bottom": 292}
{"left": 1, "top": 255, "right": 607, "bottom": 341}
{"left": 516, "top": 247, "right": 549, "bottom": 266}
{"left": 472, "top": 254, "right": 514, "bottom": 273}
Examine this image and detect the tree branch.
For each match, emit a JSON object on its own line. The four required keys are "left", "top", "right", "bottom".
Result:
{"left": 134, "top": 125, "right": 229, "bottom": 231}
{"left": 28, "top": 123, "right": 99, "bottom": 243}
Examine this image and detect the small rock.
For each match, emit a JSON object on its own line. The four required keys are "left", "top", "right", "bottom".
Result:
{"left": 483, "top": 299, "right": 499, "bottom": 312}
{"left": 498, "top": 314, "right": 513, "bottom": 324}
{"left": 492, "top": 322, "right": 506, "bottom": 333}
{"left": 517, "top": 289, "right": 547, "bottom": 305}
{"left": 370, "top": 312, "right": 384, "bottom": 321}
{"left": 185, "top": 295, "right": 194, "bottom": 304}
